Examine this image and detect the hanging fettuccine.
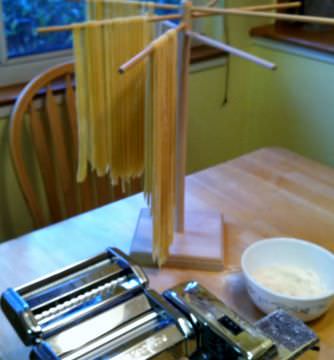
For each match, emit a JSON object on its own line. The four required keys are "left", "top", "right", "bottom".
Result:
{"left": 145, "top": 28, "right": 178, "bottom": 266}
{"left": 74, "top": 9, "right": 178, "bottom": 265}
{"left": 73, "top": 16, "right": 151, "bottom": 186}
{"left": 107, "top": 17, "right": 151, "bottom": 184}
{"left": 86, "top": 0, "right": 144, "bottom": 20}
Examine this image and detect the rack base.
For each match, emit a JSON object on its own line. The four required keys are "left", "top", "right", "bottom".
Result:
{"left": 130, "top": 208, "right": 224, "bottom": 271}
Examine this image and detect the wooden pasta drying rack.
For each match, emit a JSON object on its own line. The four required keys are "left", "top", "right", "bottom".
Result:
{"left": 39, "top": 0, "right": 334, "bottom": 270}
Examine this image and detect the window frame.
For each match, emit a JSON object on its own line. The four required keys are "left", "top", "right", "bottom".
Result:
{"left": 0, "top": 0, "right": 74, "bottom": 87}
{"left": 0, "top": 49, "right": 73, "bottom": 86}
{"left": 0, "top": 0, "right": 224, "bottom": 87}
{"left": 0, "top": 0, "right": 7, "bottom": 64}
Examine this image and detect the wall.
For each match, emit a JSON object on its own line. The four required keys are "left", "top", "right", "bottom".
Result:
{"left": 188, "top": 0, "right": 334, "bottom": 173}
{"left": 244, "top": 41, "right": 334, "bottom": 167}
{"left": 0, "top": 117, "right": 34, "bottom": 241}
{"left": 187, "top": 0, "right": 277, "bottom": 173}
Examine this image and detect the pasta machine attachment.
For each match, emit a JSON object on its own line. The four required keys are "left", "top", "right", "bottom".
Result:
{"left": 164, "top": 281, "right": 319, "bottom": 360}
{"left": 1, "top": 249, "right": 319, "bottom": 360}
{"left": 1, "top": 248, "right": 196, "bottom": 359}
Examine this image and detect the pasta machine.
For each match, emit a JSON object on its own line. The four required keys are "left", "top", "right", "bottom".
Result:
{"left": 1, "top": 248, "right": 319, "bottom": 359}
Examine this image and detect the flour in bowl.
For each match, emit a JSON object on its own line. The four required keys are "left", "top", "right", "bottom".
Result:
{"left": 252, "top": 265, "right": 327, "bottom": 298}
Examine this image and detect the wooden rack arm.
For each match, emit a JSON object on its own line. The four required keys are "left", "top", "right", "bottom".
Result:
{"left": 207, "top": 0, "right": 218, "bottom": 7}
{"left": 191, "top": 0, "right": 218, "bottom": 17}
{"left": 192, "top": 6, "right": 334, "bottom": 26}
{"left": 70, "top": 0, "right": 216, "bottom": 10}
{"left": 119, "top": 43, "right": 153, "bottom": 74}
{"left": 187, "top": 30, "right": 277, "bottom": 70}
{"left": 68, "top": 0, "right": 181, "bottom": 10}
{"left": 192, "top": 2, "right": 301, "bottom": 18}
{"left": 38, "top": 14, "right": 181, "bottom": 33}
{"left": 119, "top": 23, "right": 186, "bottom": 74}
{"left": 241, "top": 1, "right": 301, "bottom": 12}
{"left": 39, "top": 1, "right": 312, "bottom": 34}
{"left": 103, "top": 0, "right": 179, "bottom": 10}
{"left": 150, "top": 14, "right": 181, "bottom": 22}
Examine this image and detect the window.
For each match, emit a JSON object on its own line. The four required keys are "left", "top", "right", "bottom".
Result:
{"left": 0, "top": 0, "right": 224, "bottom": 87}
{"left": 0, "top": 0, "right": 84, "bottom": 86}
{"left": 250, "top": 0, "right": 334, "bottom": 55}
{"left": 3, "top": 0, "right": 84, "bottom": 58}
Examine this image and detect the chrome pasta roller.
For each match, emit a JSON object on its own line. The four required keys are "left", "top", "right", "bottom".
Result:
{"left": 1, "top": 248, "right": 195, "bottom": 359}
{"left": 1, "top": 249, "right": 319, "bottom": 359}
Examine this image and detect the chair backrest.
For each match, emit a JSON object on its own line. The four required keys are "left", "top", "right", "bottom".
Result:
{"left": 10, "top": 62, "right": 142, "bottom": 229}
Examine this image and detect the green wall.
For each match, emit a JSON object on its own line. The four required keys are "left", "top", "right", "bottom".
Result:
{"left": 187, "top": 0, "right": 277, "bottom": 173}
{"left": 244, "top": 42, "right": 334, "bottom": 167}
{"left": 0, "top": 118, "right": 34, "bottom": 241}
{"left": 187, "top": 0, "right": 334, "bottom": 173}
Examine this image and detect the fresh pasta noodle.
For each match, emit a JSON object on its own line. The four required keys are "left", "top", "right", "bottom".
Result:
{"left": 86, "top": 0, "right": 103, "bottom": 20}
{"left": 74, "top": 11, "right": 178, "bottom": 265}
{"left": 107, "top": 17, "right": 151, "bottom": 185}
{"left": 86, "top": 0, "right": 145, "bottom": 20}
{"left": 73, "top": 27, "right": 89, "bottom": 182}
{"left": 87, "top": 23, "right": 108, "bottom": 176}
{"left": 73, "top": 16, "right": 151, "bottom": 185}
{"left": 145, "top": 28, "right": 178, "bottom": 266}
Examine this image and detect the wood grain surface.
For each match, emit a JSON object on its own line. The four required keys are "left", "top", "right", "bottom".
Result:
{"left": 0, "top": 147, "right": 333, "bottom": 359}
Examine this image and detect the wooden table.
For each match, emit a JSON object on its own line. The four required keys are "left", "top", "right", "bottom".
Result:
{"left": 0, "top": 147, "right": 333, "bottom": 359}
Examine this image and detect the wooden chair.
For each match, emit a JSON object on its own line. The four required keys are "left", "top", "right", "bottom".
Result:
{"left": 10, "top": 62, "right": 142, "bottom": 229}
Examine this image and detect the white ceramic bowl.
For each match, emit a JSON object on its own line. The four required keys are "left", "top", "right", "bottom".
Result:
{"left": 241, "top": 238, "right": 334, "bottom": 322}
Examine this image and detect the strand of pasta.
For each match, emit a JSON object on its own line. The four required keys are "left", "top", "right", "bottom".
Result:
{"left": 85, "top": 24, "right": 97, "bottom": 168}
{"left": 148, "top": 28, "right": 178, "bottom": 266}
{"left": 143, "top": 7, "right": 155, "bottom": 207}
{"left": 108, "top": 17, "right": 149, "bottom": 186}
{"left": 95, "top": 23, "right": 108, "bottom": 175}
{"left": 85, "top": 22, "right": 108, "bottom": 175}
{"left": 166, "top": 30, "right": 177, "bottom": 262}
{"left": 74, "top": 11, "right": 177, "bottom": 264}
{"left": 74, "top": 27, "right": 88, "bottom": 182}
{"left": 104, "top": 20, "right": 112, "bottom": 173}
{"left": 144, "top": 54, "right": 153, "bottom": 206}
{"left": 73, "top": 16, "right": 152, "bottom": 186}
{"left": 87, "top": 0, "right": 144, "bottom": 20}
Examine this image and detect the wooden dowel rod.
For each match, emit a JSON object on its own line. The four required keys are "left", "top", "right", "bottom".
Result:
{"left": 175, "top": 1, "right": 192, "bottom": 233}
{"left": 192, "top": 6, "right": 334, "bottom": 26}
{"left": 150, "top": 14, "right": 181, "bottom": 22}
{"left": 241, "top": 1, "right": 301, "bottom": 11}
{"left": 187, "top": 30, "right": 277, "bottom": 70}
{"left": 119, "top": 23, "right": 185, "bottom": 74}
{"left": 119, "top": 44, "right": 153, "bottom": 74}
{"left": 69, "top": 0, "right": 215, "bottom": 10}
{"left": 70, "top": 0, "right": 181, "bottom": 10}
{"left": 207, "top": 0, "right": 218, "bottom": 7}
{"left": 192, "top": 2, "right": 301, "bottom": 18}
{"left": 97, "top": 0, "right": 180, "bottom": 10}
{"left": 38, "top": 14, "right": 181, "bottom": 33}
{"left": 38, "top": 23, "right": 83, "bottom": 33}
